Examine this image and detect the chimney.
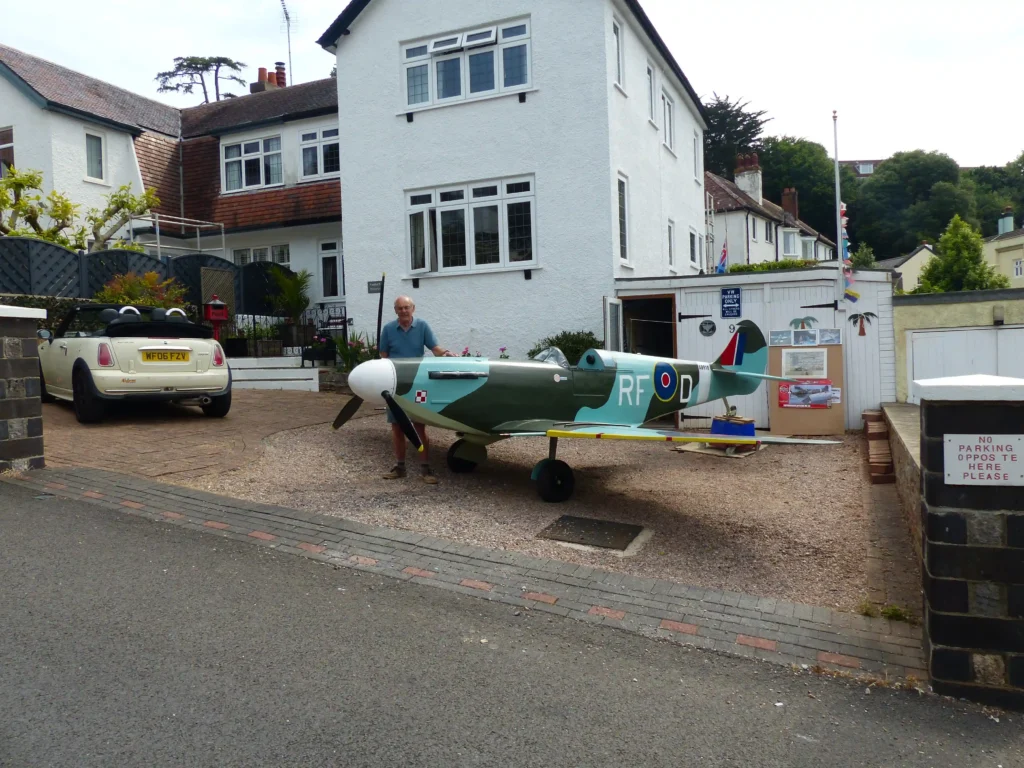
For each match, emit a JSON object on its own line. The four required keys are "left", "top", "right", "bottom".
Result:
{"left": 998, "top": 205, "right": 1015, "bottom": 235}
{"left": 275, "top": 61, "right": 287, "bottom": 87}
{"left": 733, "top": 152, "right": 762, "bottom": 205}
{"left": 250, "top": 66, "right": 278, "bottom": 94}
{"left": 782, "top": 187, "right": 799, "bottom": 221}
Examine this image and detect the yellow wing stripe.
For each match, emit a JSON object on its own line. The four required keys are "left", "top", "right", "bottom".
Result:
{"left": 546, "top": 430, "right": 758, "bottom": 445}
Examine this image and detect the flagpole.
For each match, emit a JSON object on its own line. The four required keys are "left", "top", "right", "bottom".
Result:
{"left": 832, "top": 110, "right": 844, "bottom": 303}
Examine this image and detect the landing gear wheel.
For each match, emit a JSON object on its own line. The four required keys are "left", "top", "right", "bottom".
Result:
{"left": 446, "top": 439, "right": 480, "bottom": 473}
{"left": 72, "top": 369, "right": 105, "bottom": 424}
{"left": 533, "top": 459, "right": 575, "bottom": 503}
{"left": 202, "top": 390, "right": 232, "bottom": 418}
{"left": 39, "top": 365, "right": 56, "bottom": 403}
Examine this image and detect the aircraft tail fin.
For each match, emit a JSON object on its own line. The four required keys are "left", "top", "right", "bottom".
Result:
{"left": 713, "top": 319, "right": 766, "bottom": 373}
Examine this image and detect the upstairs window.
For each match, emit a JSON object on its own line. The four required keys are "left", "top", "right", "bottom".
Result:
{"left": 801, "top": 238, "right": 814, "bottom": 260}
{"left": 402, "top": 18, "right": 531, "bottom": 109}
{"left": 406, "top": 175, "right": 537, "bottom": 275}
{"left": 612, "top": 21, "right": 623, "bottom": 86}
{"left": 646, "top": 64, "right": 655, "bottom": 121}
{"left": 765, "top": 220, "right": 774, "bottom": 243}
{"left": 300, "top": 126, "right": 340, "bottom": 180}
{"left": 223, "top": 136, "right": 282, "bottom": 192}
{"left": 232, "top": 244, "right": 289, "bottom": 267}
{"left": 667, "top": 219, "right": 675, "bottom": 268}
{"left": 85, "top": 132, "right": 105, "bottom": 182}
{"left": 1015, "top": 259, "right": 1023, "bottom": 278}
{"left": 0, "top": 127, "right": 13, "bottom": 179}
{"left": 661, "top": 91, "right": 675, "bottom": 152}
{"left": 783, "top": 231, "right": 798, "bottom": 256}
{"left": 689, "top": 230, "right": 698, "bottom": 264}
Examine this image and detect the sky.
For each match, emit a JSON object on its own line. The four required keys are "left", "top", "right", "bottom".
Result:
{"left": 4, "top": 0, "right": 1022, "bottom": 168}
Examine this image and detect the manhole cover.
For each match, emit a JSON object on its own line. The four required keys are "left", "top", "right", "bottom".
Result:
{"left": 537, "top": 515, "right": 644, "bottom": 551}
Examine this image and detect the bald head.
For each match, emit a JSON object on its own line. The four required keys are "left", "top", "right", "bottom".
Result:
{"left": 394, "top": 295, "right": 415, "bottom": 326}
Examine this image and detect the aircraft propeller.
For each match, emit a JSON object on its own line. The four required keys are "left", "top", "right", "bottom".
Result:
{"left": 330, "top": 389, "right": 424, "bottom": 453}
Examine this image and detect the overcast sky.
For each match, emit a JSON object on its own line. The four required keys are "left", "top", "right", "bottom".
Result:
{"left": 5, "top": 0, "right": 1021, "bottom": 167}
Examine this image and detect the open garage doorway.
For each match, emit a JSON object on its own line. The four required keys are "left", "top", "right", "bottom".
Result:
{"left": 621, "top": 295, "right": 675, "bottom": 358}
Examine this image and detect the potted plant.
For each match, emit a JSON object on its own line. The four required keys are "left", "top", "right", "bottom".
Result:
{"left": 270, "top": 266, "right": 313, "bottom": 347}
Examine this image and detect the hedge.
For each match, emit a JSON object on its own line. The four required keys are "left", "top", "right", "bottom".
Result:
{"left": 727, "top": 259, "right": 820, "bottom": 274}
{"left": 0, "top": 294, "right": 94, "bottom": 329}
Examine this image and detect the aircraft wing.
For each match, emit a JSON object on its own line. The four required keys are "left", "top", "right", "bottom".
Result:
{"left": 546, "top": 424, "right": 841, "bottom": 445}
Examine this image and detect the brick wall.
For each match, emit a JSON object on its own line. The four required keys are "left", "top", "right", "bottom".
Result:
{"left": 0, "top": 310, "right": 45, "bottom": 472}
{"left": 181, "top": 136, "right": 341, "bottom": 230}
{"left": 920, "top": 399, "right": 1024, "bottom": 709}
{"left": 886, "top": 414, "right": 923, "bottom": 560}
{"left": 134, "top": 131, "right": 182, "bottom": 222}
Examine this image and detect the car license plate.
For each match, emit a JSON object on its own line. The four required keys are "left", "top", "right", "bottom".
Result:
{"left": 143, "top": 351, "right": 189, "bottom": 362}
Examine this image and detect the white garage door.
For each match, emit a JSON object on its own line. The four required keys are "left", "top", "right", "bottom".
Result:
{"left": 909, "top": 327, "right": 1024, "bottom": 403}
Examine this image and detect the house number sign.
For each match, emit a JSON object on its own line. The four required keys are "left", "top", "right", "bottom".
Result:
{"left": 943, "top": 435, "right": 1024, "bottom": 486}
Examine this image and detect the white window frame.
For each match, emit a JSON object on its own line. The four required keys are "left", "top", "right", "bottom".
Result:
{"left": 320, "top": 240, "right": 341, "bottom": 298}
{"left": 1015, "top": 259, "right": 1023, "bottom": 278}
{"left": 661, "top": 91, "right": 675, "bottom": 153}
{"left": 84, "top": 130, "right": 106, "bottom": 183}
{"left": 400, "top": 18, "right": 531, "bottom": 111}
{"left": 751, "top": 217, "right": 758, "bottom": 242}
{"left": 612, "top": 20, "right": 624, "bottom": 88}
{"left": 617, "top": 173, "right": 629, "bottom": 264}
{"left": 299, "top": 126, "right": 340, "bottom": 181}
{"left": 646, "top": 63, "right": 656, "bottom": 124}
{"left": 0, "top": 126, "right": 13, "bottom": 179}
{"left": 667, "top": 219, "right": 675, "bottom": 269}
{"left": 693, "top": 130, "right": 701, "bottom": 179}
{"left": 221, "top": 135, "right": 283, "bottom": 193}
{"left": 689, "top": 229, "right": 698, "bottom": 265}
{"left": 801, "top": 237, "right": 814, "bottom": 261}
{"left": 783, "top": 230, "right": 798, "bottom": 257}
{"left": 405, "top": 175, "right": 537, "bottom": 277}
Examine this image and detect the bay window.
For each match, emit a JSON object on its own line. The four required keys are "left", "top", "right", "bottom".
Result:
{"left": 223, "top": 136, "right": 282, "bottom": 192}
{"left": 406, "top": 175, "right": 536, "bottom": 275}
{"left": 402, "top": 18, "right": 531, "bottom": 109}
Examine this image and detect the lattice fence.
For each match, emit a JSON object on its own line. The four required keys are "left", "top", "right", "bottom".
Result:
{"left": 201, "top": 267, "right": 237, "bottom": 316}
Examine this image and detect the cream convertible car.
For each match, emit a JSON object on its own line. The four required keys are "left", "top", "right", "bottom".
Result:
{"left": 38, "top": 303, "right": 232, "bottom": 423}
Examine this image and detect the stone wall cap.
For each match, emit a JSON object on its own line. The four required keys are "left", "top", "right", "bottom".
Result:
{"left": 0, "top": 305, "right": 47, "bottom": 320}
{"left": 914, "top": 374, "right": 1024, "bottom": 402}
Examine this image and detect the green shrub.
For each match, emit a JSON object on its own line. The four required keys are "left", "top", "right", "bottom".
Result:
{"left": 526, "top": 329, "right": 603, "bottom": 365}
{"left": 336, "top": 331, "right": 378, "bottom": 371}
{"left": 727, "top": 259, "right": 819, "bottom": 273}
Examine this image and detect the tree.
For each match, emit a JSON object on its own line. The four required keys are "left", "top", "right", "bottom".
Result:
{"left": 789, "top": 316, "right": 818, "bottom": 330}
{"left": 270, "top": 266, "right": 313, "bottom": 323}
{"left": 701, "top": 94, "right": 771, "bottom": 180}
{"left": 758, "top": 136, "right": 858, "bottom": 245}
{"left": 914, "top": 214, "right": 1010, "bottom": 294}
{"left": 0, "top": 167, "right": 158, "bottom": 252}
{"left": 156, "top": 56, "right": 247, "bottom": 103}
{"left": 848, "top": 150, "right": 962, "bottom": 257}
{"left": 330, "top": 65, "right": 336, "bottom": 78}
{"left": 848, "top": 312, "right": 877, "bottom": 336}
{"left": 848, "top": 242, "right": 877, "bottom": 268}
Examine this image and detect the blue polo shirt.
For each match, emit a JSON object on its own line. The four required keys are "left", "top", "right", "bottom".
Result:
{"left": 379, "top": 318, "right": 438, "bottom": 358}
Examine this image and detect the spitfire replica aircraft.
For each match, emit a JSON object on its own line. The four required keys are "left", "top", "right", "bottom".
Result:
{"left": 333, "top": 320, "right": 837, "bottom": 502}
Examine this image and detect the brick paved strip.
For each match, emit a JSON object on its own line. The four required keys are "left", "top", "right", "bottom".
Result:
{"left": 403, "top": 567, "right": 434, "bottom": 578}
{"left": 589, "top": 606, "right": 626, "bottom": 621}
{"left": 523, "top": 592, "right": 558, "bottom": 605}
{"left": 3, "top": 468, "right": 925, "bottom": 685}
{"left": 737, "top": 634, "right": 778, "bottom": 652}
{"left": 120, "top": 500, "right": 145, "bottom": 510}
{"left": 818, "top": 651, "right": 861, "bottom": 669}
{"left": 660, "top": 619, "right": 698, "bottom": 635}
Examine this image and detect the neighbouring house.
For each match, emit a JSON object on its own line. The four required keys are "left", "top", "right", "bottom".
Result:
{"left": 982, "top": 206, "right": 1024, "bottom": 288}
{"left": 0, "top": 45, "right": 344, "bottom": 307}
{"left": 840, "top": 158, "right": 885, "bottom": 178}
{"left": 876, "top": 242, "right": 935, "bottom": 293}
{"left": 704, "top": 154, "right": 836, "bottom": 269}
{"left": 317, "top": 0, "right": 709, "bottom": 357}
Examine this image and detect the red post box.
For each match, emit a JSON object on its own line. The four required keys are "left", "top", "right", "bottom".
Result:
{"left": 203, "top": 294, "right": 228, "bottom": 341}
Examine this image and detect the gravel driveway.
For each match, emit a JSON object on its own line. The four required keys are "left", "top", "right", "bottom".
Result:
{"left": 179, "top": 404, "right": 884, "bottom": 612}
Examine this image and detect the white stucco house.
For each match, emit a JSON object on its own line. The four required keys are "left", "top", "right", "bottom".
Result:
{"left": 704, "top": 153, "right": 836, "bottom": 270}
{"left": 317, "top": 0, "right": 709, "bottom": 358}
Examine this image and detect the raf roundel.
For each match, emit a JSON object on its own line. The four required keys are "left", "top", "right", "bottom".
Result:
{"left": 653, "top": 361, "right": 678, "bottom": 402}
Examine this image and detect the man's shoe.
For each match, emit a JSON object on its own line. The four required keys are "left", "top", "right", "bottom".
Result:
{"left": 421, "top": 466, "right": 438, "bottom": 485}
{"left": 383, "top": 465, "right": 406, "bottom": 479}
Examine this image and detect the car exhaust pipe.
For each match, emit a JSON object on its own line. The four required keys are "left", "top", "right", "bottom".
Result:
{"left": 200, "top": 396, "right": 212, "bottom": 405}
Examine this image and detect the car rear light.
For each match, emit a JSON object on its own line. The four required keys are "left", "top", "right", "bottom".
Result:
{"left": 212, "top": 344, "right": 225, "bottom": 367}
{"left": 97, "top": 343, "right": 114, "bottom": 367}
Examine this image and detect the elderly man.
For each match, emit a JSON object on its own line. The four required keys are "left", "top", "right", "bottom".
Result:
{"left": 378, "top": 295, "right": 454, "bottom": 483}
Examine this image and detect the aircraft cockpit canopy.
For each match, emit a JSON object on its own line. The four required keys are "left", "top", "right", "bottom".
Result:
{"left": 530, "top": 347, "right": 570, "bottom": 368}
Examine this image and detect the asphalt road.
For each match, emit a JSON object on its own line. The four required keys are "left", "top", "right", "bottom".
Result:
{"left": 1, "top": 484, "right": 1019, "bottom": 768}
